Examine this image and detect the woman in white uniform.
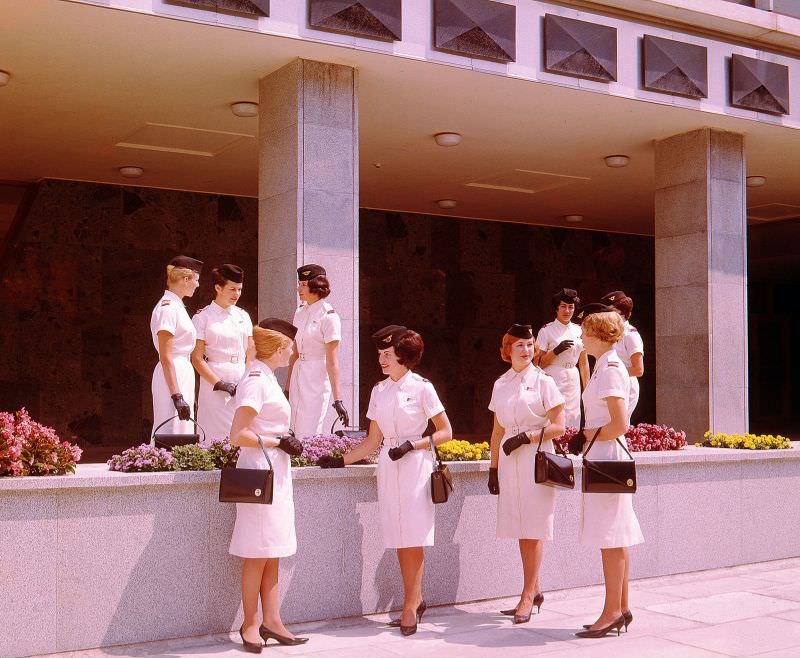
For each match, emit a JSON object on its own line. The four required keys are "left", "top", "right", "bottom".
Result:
{"left": 575, "top": 305, "right": 644, "bottom": 639}
{"left": 229, "top": 318, "right": 308, "bottom": 651}
{"left": 319, "top": 325, "right": 453, "bottom": 637}
{"left": 488, "top": 324, "right": 566, "bottom": 624}
{"left": 601, "top": 291, "right": 644, "bottom": 424}
{"left": 286, "top": 264, "right": 349, "bottom": 439}
{"left": 149, "top": 255, "right": 201, "bottom": 439}
{"left": 536, "top": 289, "right": 590, "bottom": 428}
{"left": 191, "top": 264, "right": 254, "bottom": 441}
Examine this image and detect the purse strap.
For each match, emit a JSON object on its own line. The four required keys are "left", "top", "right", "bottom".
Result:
{"left": 535, "top": 428, "right": 546, "bottom": 453}
{"left": 583, "top": 428, "right": 633, "bottom": 460}
{"left": 151, "top": 414, "right": 207, "bottom": 444}
{"left": 428, "top": 434, "right": 444, "bottom": 470}
{"left": 255, "top": 435, "right": 273, "bottom": 472}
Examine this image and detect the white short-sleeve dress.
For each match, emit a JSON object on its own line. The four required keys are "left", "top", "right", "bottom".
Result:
{"left": 367, "top": 370, "right": 445, "bottom": 549}
{"left": 489, "top": 364, "right": 565, "bottom": 539}
{"left": 613, "top": 321, "right": 644, "bottom": 422}
{"left": 580, "top": 350, "right": 644, "bottom": 549}
{"left": 536, "top": 320, "right": 584, "bottom": 428}
{"left": 228, "top": 360, "right": 297, "bottom": 558}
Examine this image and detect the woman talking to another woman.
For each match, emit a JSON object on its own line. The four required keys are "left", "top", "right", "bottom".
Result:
{"left": 319, "top": 325, "right": 452, "bottom": 637}
{"left": 488, "top": 324, "right": 566, "bottom": 624}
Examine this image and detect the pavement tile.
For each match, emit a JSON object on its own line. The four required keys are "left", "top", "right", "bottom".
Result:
{"left": 742, "top": 567, "right": 800, "bottom": 584}
{"left": 646, "top": 591, "right": 800, "bottom": 624}
{"left": 546, "top": 636, "right": 727, "bottom": 658}
{"left": 662, "top": 616, "right": 800, "bottom": 657}
{"left": 775, "top": 608, "right": 800, "bottom": 623}
{"left": 759, "top": 583, "right": 800, "bottom": 604}
{"left": 546, "top": 589, "right": 681, "bottom": 618}
{"left": 645, "top": 576, "right": 776, "bottom": 599}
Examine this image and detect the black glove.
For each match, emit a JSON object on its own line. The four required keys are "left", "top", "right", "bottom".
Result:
{"left": 171, "top": 393, "right": 191, "bottom": 421}
{"left": 213, "top": 380, "right": 237, "bottom": 396}
{"left": 488, "top": 467, "right": 500, "bottom": 495}
{"left": 553, "top": 339, "right": 574, "bottom": 356}
{"left": 333, "top": 399, "right": 350, "bottom": 426}
{"left": 568, "top": 430, "right": 587, "bottom": 455}
{"left": 277, "top": 433, "right": 303, "bottom": 456}
{"left": 502, "top": 431, "right": 530, "bottom": 456}
{"left": 318, "top": 454, "right": 345, "bottom": 468}
{"left": 388, "top": 440, "right": 415, "bottom": 461}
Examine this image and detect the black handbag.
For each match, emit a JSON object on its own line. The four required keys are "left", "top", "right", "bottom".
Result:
{"left": 151, "top": 414, "right": 206, "bottom": 449}
{"left": 429, "top": 435, "right": 453, "bottom": 504}
{"left": 582, "top": 429, "right": 637, "bottom": 494}
{"left": 534, "top": 428, "right": 575, "bottom": 489}
{"left": 218, "top": 435, "right": 274, "bottom": 504}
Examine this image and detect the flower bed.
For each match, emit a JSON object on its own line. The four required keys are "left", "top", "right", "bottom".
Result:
{"left": 0, "top": 408, "right": 82, "bottom": 477}
{"left": 437, "top": 439, "right": 489, "bottom": 461}
{"left": 108, "top": 438, "right": 238, "bottom": 473}
{"left": 697, "top": 431, "right": 792, "bottom": 450}
{"left": 291, "top": 433, "right": 377, "bottom": 467}
{"left": 554, "top": 423, "right": 687, "bottom": 454}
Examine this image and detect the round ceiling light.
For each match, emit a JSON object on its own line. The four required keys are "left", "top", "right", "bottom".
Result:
{"left": 437, "top": 199, "right": 458, "bottom": 209}
{"left": 746, "top": 175, "right": 766, "bottom": 187}
{"left": 434, "top": 132, "right": 462, "bottom": 147}
{"left": 0, "top": 71, "right": 10, "bottom": 87}
{"left": 604, "top": 154, "right": 630, "bottom": 168}
{"left": 230, "top": 101, "right": 259, "bottom": 118}
{"left": 564, "top": 214, "right": 583, "bottom": 223}
{"left": 119, "top": 166, "right": 144, "bottom": 178}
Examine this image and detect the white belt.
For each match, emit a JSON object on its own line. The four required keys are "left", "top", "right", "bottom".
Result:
{"left": 550, "top": 362, "right": 576, "bottom": 370}
{"left": 298, "top": 353, "right": 325, "bottom": 362}
{"left": 382, "top": 435, "right": 422, "bottom": 448}
{"left": 507, "top": 425, "right": 545, "bottom": 438}
{"left": 207, "top": 354, "right": 243, "bottom": 364}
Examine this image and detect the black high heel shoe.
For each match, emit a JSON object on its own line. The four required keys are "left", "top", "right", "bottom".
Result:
{"left": 259, "top": 625, "right": 309, "bottom": 646}
{"left": 387, "top": 599, "right": 427, "bottom": 629}
{"left": 238, "top": 626, "right": 263, "bottom": 653}
{"left": 501, "top": 592, "right": 544, "bottom": 616}
{"left": 583, "top": 610, "right": 633, "bottom": 631}
{"left": 575, "top": 615, "right": 626, "bottom": 638}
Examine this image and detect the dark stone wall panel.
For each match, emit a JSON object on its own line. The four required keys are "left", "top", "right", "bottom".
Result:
{"left": 166, "top": 0, "right": 269, "bottom": 17}
{"left": 544, "top": 14, "right": 617, "bottom": 82}
{"left": 642, "top": 35, "right": 707, "bottom": 99}
{"left": 309, "top": 0, "right": 402, "bottom": 42}
{"left": 434, "top": 0, "right": 516, "bottom": 63}
{"left": 730, "top": 54, "right": 789, "bottom": 115}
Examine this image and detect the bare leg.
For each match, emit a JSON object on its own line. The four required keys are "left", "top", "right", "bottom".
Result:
{"left": 397, "top": 547, "right": 425, "bottom": 626}
{"left": 260, "top": 558, "right": 294, "bottom": 638}
{"left": 241, "top": 558, "right": 267, "bottom": 643}
{"left": 516, "top": 539, "right": 543, "bottom": 614}
{"left": 591, "top": 548, "right": 625, "bottom": 629}
{"left": 620, "top": 547, "right": 630, "bottom": 614}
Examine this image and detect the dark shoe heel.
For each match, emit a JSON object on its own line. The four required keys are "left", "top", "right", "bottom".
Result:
{"left": 389, "top": 600, "right": 427, "bottom": 628}
{"left": 623, "top": 610, "right": 633, "bottom": 632}
{"left": 258, "top": 625, "right": 309, "bottom": 646}
{"left": 534, "top": 592, "right": 544, "bottom": 614}
{"left": 575, "top": 615, "right": 626, "bottom": 639}
{"left": 239, "top": 627, "right": 263, "bottom": 654}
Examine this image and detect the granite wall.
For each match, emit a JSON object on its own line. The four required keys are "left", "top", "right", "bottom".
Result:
{"left": 359, "top": 209, "right": 656, "bottom": 436}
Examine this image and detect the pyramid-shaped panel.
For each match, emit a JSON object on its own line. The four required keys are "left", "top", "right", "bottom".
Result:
{"left": 166, "top": 0, "right": 269, "bottom": 17}
{"left": 543, "top": 14, "right": 616, "bottom": 82}
{"left": 642, "top": 35, "right": 707, "bottom": 98}
{"left": 730, "top": 54, "right": 789, "bottom": 115}
{"left": 309, "top": 0, "right": 401, "bottom": 41}
{"left": 434, "top": 0, "right": 516, "bottom": 63}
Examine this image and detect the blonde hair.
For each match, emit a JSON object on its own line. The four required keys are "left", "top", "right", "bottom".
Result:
{"left": 253, "top": 326, "right": 292, "bottom": 360}
{"left": 582, "top": 311, "right": 625, "bottom": 344}
{"left": 166, "top": 265, "right": 196, "bottom": 286}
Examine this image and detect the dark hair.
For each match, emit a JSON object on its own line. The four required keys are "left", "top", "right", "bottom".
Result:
{"left": 610, "top": 294, "right": 633, "bottom": 320}
{"left": 307, "top": 274, "right": 331, "bottom": 299}
{"left": 394, "top": 330, "right": 424, "bottom": 370}
{"left": 551, "top": 289, "right": 580, "bottom": 312}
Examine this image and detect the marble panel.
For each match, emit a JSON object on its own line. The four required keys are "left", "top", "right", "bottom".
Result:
{"left": 654, "top": 129, "right": 709, "bottom": 190}
{"left": 653, "top": 180, "right": 709, "bottom": 238}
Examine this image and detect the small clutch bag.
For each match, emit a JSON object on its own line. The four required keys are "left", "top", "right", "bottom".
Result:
{"left": 582, "top": 429, "right": 637, "bottom": 494}
{"left": 219, "top": 436, "right": 274, "bottom": 504}
{"left": 151, "top": 414, "right": 206, "bottom": 448}
{"left": 429, "top": 435, "right": 453, "bottom": 504}
{"left": 533, "top": 428, "right": 575, "bottom": 489}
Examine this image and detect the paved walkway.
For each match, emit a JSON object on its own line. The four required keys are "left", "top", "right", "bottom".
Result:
{"left": 39, "top": 558, "right": 800, "bottom": 658}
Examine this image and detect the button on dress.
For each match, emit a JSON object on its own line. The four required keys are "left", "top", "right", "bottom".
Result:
{"left": 149, "top": 290, "right": 197, "bottom": 437}
{"left": 229, "top": 360, "right": 296, "bottom": 559}
{"left": 612, "top": 321, "right": 644, "bottom": 422}
{"left": 290, "top": 299, "right": 341, "bottom": 439}
{"left": 192, "top": 302, "right": 253, "bottom": 441}
{"left": 367, "top": 370, "right": 445, "bottom": 549}
{"left": 536, "top": 320, "right": 584, "bottom": 428}
{"left": 489, "top": 364, "right": 565, "bottom": 539}
{"left": 580, "top": 350, "right": 644, "bottom": 549}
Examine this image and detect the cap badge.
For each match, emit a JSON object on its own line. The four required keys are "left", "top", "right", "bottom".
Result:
{"left": 577, "top": 311, "right": 584, "bottom": 319}
{"left": 302, "top": 270, "right": 310, "bottom": 276}
{"left": 382, "top": 335, "right": 392, "bottom": 343}
{"left": 609, "top": 296, "right": 616, "bottom": 301}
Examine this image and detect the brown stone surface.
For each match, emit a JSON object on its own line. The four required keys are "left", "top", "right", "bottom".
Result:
{"left": 166, "top": 0, "right": 269, "bottom": 17}
{"left": 642, "top": 35, "right": 707, "bottom": 99}
{"left": 543, "top": 14, "right": 617, "bottom": 82}
{"left": 308, "top": 0, "right": 402, "bottom": 42}
{"left": 433, "top": 0, "right": 516, "bottom": 63}
{"left": 730, "top": 54, "right": 790, "bottom": 115}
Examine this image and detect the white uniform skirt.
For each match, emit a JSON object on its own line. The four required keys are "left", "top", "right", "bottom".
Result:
{"left": 497, "top": 438, "right": 556, "bottom": 540}
{"left": 544, "top": 365, "right": 581, "bottom": 428}
{"left": 627, "top": 377, "right": 640, "bottom": 423}
{"left": 197, "top": 360, "right": 246, "bottom": 441}
{"left": 377, "top": 440, "right": 435, "bottom": 549}
{"left": 290, "top": 357, "right": 331, "bottom": 440}
{"left": 229, "top": 444, "right": 296, "bottom": 558}
{"left": 580, "top": 438, "right": 644, "bottom": 549}
{"left": 151, "top": 356, "right": 196, "bottom": 438}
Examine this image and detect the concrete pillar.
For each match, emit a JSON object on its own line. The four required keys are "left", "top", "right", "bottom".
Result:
{"left": 654, "top": 128, "right": 748, "bottom": 441}
{"left": 258, "top": 59, "right": 359, "bottom": 425}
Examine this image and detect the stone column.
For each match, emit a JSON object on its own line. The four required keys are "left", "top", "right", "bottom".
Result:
{"left": 654, "top": 128, "right": 748, "bottom": 441}
{"left": 258, "top": 59, "right": 359, "bottom": 425}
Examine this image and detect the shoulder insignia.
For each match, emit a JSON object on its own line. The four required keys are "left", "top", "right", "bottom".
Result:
{"left": 607, "top": 362, "right": 619, "bottom": 367}
{"left": 248, "top": 370, "right": 262, "bottom": 377}
{"left": 412, "top": 374, "right": 430, "bottom": 382}
{"left": 327, "top": 309, "right": 336, "bottom": 314}
{"left": 160, "top": 300, "right": 171, "bottom": 306}
{"left": 373, "top": 381, "right": 381, "bottom": 387}
{"left": 630, "top": 328, "right": 638, "bottom": 333}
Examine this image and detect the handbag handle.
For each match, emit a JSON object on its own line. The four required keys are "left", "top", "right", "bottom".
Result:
{"left": 583, "top": 428, "right": 634, "bottom": 460}
{"left": 255, "top": 435, "right": 273, "bottom": 472}
{"left": 535, "top": 428, "right": 547, "bottom": 453}
{"left": 428, "top": 434, "right": 444, "bottom": 469}
{"left": 151, "top": 414, "right": 207, "bottom": 444}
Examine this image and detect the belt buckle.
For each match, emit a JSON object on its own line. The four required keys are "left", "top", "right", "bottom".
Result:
{"left": 231, "top": 355, "right": 239, "bottom": 364}
{"left": 299, "top": 354, "right": 306, "bottom": 361}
